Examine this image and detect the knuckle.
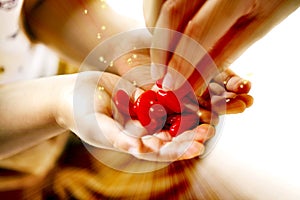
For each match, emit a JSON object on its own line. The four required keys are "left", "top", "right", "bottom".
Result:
{"left": 161, "top": 0, "right": 181, "bottom": 17}
{"left": 113, "top": 138, "right": 143, "bottom": 153}
{"left": 185, "top": 19, "right": 199, "bottom": 36}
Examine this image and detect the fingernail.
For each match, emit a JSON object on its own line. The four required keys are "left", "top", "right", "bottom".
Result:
{"left": 205, "top": 127, "right": 215, "bottom": 141}
{"left": 151, "top": 63, "right": 165, "bottom": 80}
{"left": 227, "top": 76, "right": 251, "bottom": 93}
{"left": 199, "top": 145, "right": 206, "bottom": 155}
{"left": 193, "top": 125, "right": 215, "bottom": 142}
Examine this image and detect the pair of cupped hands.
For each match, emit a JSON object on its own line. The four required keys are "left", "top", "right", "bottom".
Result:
{"left": 59, "top": 0, "right": 269, "bottom": 162}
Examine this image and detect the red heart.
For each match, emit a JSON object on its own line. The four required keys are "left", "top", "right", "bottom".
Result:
{"left": 169, "top": 113, "right": 199, "bottom": 137}
{"left": 156, "top": 90, "right": 181, "bottom": 113}
{"left": 113, "top": 90, "right": 135, "bottom": 118}
{"left": 114, "top": 87, "right": 201, "bottom": 137}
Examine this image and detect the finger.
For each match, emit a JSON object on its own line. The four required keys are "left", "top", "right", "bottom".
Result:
{"left": 220, "top": 98, "right": 247, "bottom": 115}
{"left": 197, "top": 97, "right": 211, "bottom": 110}
{"left": 193, "top": 124, "right": 215, "bottom": 143}
{"left": 150, "top": 0, "right": 206, "bottom": 80}
{"left": 225, "top": 98, "right": 247, "bottom": 114}
{"left": 110, "top": 127, "right": 145, "bottom": 153}
{"left": 133, "top": 125, "right": 214, "bottom": 162}
{"left": 211, "top": 93, "right": 253, "bottom": 114}
{"left": 124, "top": 120, "right": 148, "bottom": 138}
{"left": 185, "top": 0, "right": 256, "bottom": 52}
{"left": 99, "top": 72, "right": 143, "bottom": 98}
{"left": 150, "top": 0, "right": 205, "bottom": 32}
{"left": 94, "top": 115, "right": 155, "bottom": 154}
{"left": 94, "top": 85, "right": 112, "bottom": 115}
{"left": 79, "top": 113, "right": 145, "bottom": 154}
{"left": 111, "top": 102, "right": 128, "bottom": 126}
{"left": 178, "top": 141, "right": 205, "bottom": 160}
{"left": 196, "top": 88, "right": 211, "bottom": 109}
{"left": 198, "top": 108, "right": 219, "bottom": 126}
{"left": 165, "top": 0, "right": 256, "bottom": 91}
{"left": 174, "top": 124, "right": 215, "bottom": 143}
{"left": 213, "top": 68, "right": 236, "bottom": 84}
{"left": 208, "top": 82, "right": 226, "bottom": 96}
{"left": 223, "top": 91, "right": 237, "bottom": 99}
{"left": 134, "top": 139, "right": 204, "bottom": 162}
{"left": 213, "top": 68, "right": 251, "bottom": 94}
{"left": 143, "top": 0, "right": 165, "bottom": 29}
{"left": 225, "top": 75, "right": 252, "bottom": 94}
{"left": 198, "top": 92, "right": 252, "bottom": 115}
{"left": 153, "top": 130, "right": 173, "bottom": 141}
{"left": 233, "top": 94, "right": 254, "bottom": 108}
{"left": 97, "top": 72, "right": 121, "bottom": 96}
{"left": 134, "top": 129, "right": 206, "bottom": 162}
{"left": 185, "top": 100, "right": 220, "bottom": 125}
{"left": 141, "top": 135, "right": 166, "bottom": 152}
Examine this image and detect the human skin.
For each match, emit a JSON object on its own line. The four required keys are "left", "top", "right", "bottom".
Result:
{"left": 23, "top": 0, "right": 253, "bottom": 112}
{"left": 0, "top": 0, "right": 253, "bottom": 160}
{"left": 144, "top": 0, "right": 300, "bottom": 94}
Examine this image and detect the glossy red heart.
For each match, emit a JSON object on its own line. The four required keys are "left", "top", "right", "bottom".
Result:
{"left": 156, "top": 90, "right": 181, "bottom": 113}
{"left": 134, "top": 90, "right": 157, "bottom": 125}
{"left": 133, "top": 90, "right": 167, "bottom": 134}
{"left": 113, "top": 90, "right": 135, "bottom": 118}
{"left": 114, "top": 87, "right": 201, "bottom": 137}
{"left": 169, "top": 113, "right": 199, "bottom": 137}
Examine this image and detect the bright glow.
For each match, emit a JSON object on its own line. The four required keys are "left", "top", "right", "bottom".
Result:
{"left": 206, "top": 8, "right": 300, "bottom": 199}
{"left": 106, "top": 0, "right": 145, "bottom": 23}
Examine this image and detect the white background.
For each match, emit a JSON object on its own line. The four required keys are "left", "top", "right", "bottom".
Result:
{"left": 207, "top": 8, "right": 300, "bottom": 199}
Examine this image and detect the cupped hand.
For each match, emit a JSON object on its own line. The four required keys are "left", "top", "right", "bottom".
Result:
{"left": 58, "top": 71, "right": 214, "bottom": 162}
{"left": 65, "top": 33, "right": 254, "bottom": 162}
{"left": 61, "top": 68, "right": 252, "bottom": 162}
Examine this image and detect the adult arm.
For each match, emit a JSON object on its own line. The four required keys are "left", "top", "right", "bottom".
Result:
{"left": 0, "top": 75, "right": 73, "bottom": 159}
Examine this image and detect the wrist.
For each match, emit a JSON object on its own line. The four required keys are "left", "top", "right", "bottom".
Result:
{"left": 54, "top": 73, "right": 78, "bottom": 131}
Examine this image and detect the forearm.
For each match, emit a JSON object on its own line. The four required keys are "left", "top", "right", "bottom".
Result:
{"left": 0, "top": 75, "right": 76, "bottom": 159}
{"left": 22, "top": 0, "right": 143, "bottom": 68}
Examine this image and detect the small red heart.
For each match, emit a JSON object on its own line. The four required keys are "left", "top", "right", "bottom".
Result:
{"left": 157, "top": 90, "right": 181, "bottom": 113}
{"left": 114, "top": 86, "right": 202, "bottom": 137}
{"left": 134, "top": 90, "right": 158, "bottom": 126}
{"left": 144, "top": 117, "right": 166, "bottom": 135}
{"left": 133, "top": 90, "right": 168, "bottom": 134}
{"left": 113, "top": 90, "right": 135, "bottom": 118}
{"left": 169, "top": 113, "right": 199, "bottom": 137}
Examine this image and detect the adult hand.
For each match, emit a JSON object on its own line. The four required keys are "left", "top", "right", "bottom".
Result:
{"left": 113, "top": 48, "right": 253, "bottom": 116}
{"left": 57, "top": 71, "right": 214, "bottom": 162}
{"left": 63, "top": 27, "right": 253, "bottom": 162}
{"left": 144, "top": 0, "right": 300, "bottom": 94}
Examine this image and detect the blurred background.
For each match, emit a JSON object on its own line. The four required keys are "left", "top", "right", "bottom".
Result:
{"left": 1, "top": 0, "right": 299, "bottom": 199}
